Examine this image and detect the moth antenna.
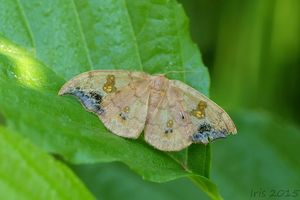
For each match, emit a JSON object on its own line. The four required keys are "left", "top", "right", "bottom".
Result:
{"left": 163, "top": 70, "right": 199, "bottom": 75}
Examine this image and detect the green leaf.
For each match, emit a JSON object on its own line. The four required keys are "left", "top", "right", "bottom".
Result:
{"left": 0, "top": 0, "right": 219, "bottom": 199}
{"left": 72, "top": 162, "right": 210, "bottom": 200}
{"left": 0, "top": 127, "right": 95, "bottom": 200}
{"left": 212, "top": 111, "right": 300, "bottom": 199}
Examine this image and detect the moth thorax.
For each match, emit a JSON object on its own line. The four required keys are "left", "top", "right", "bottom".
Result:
{"left": 151, "top": 76, "right": 168, "bottom": 90}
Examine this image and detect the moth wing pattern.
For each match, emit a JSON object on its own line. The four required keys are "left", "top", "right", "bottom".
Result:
{"left": 144, "top": 85, "right": 194, "bottom": 151}
{"left": 59, "top": 70, "right": 147, "bottom": 112}
{"left": 170, "top": 80, "right": 237, "bottom": 145}
{"left": 59, "top": 70, "right": 237, "bottom": 151}
{"left": 99, "top": 78, "right": 151, "bottom": 138}
{"left": 59, "top": 70, "right": 150, "bottom": 138}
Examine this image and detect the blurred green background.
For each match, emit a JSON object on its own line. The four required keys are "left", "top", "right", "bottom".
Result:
{"left": 73, "top": 0, "right": 300, "bottom": 199}
{"left": 181, "top": 0, "right": 300, "bottom": 199}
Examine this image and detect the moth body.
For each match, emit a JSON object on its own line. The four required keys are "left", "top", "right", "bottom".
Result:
{"left": 59, "top": 70, "right": 237, "bottom": 151}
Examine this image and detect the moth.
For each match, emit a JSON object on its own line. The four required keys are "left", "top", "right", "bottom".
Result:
{"left": 59, "top": 70, "right": 237, "bottom": 151}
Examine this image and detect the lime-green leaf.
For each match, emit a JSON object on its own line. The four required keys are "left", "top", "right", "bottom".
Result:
{"left": 0, "top": 127, "right": 95, "bottom": 200}
{"left": 0, "top": 0, "right": 220, "bottom": 199}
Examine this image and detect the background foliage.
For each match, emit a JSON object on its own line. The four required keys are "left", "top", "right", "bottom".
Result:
{"left": 1, "top": 0, "right": 299, "bottom": 200}
{"left": 180, "top": 0, "right": 300, "bottom": 199}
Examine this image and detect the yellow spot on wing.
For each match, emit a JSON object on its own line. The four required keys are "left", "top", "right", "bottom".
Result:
{"left": 191, "top": 100, "right": 207, "bottom": 119}
{"left": 103, "top": 74, "right": 117, "bottom": 93}
{"left": 123, "top": 106, "right": 130, "bottom": 113}
{"left": 167, "top": 120, "right": 174, "bottom": 128}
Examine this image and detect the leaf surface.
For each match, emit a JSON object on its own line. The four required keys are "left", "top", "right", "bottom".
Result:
{"left": 0, "top": 0, "right": 220, "bottom": 199}
{"left": 0, "top": 127, "right": 95, "bottom": 200}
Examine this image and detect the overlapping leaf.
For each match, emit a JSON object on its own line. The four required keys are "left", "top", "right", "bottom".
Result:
{"left": 0, "top": 127, "right": 95, "bottom": 200}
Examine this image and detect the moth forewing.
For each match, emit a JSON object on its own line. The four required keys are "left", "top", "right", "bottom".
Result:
{"left": 144, "top": 84, "right": 194, "bottom": 151}
{"left": 59, "top": 70, "right": 237, "bottom": 151}
{"left": 170, "top": 80, "right": 237, "bottom": 144}
{"left": 98, "top": 78, "right": 151, "bottom": 138}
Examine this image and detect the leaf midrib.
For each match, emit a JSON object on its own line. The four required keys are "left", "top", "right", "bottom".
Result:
{"left": 123, "top": 0, "right": 144, "bottom": 71}
{"left": 70, "top": 0, "right": 94, "bottom": 70}
{"left": 15, "top": 0, "right": 36, "bottom": 52}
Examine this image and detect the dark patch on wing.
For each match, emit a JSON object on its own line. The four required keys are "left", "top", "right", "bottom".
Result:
{"left": 89, "top": 91, "right": 102, "bottom": 103}
{"left": 192, "top": 122, "right": 228, "bottom": 144}
{"left": 119, "top": 112, "right": 127, "bottom": 120}
{"left": 197, "top": 123, "right": 212, "bottom": 133}
{"left": 164, "top": 129, "right": 173, "bottom": 134}
{"left": 67, "top": 87, "right": 105, "bottom": 115}
{"left": 180, "top": 112, "right": 185, "bottom": 119}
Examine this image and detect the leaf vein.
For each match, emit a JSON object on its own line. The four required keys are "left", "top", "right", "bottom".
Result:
{"left": 123, "top": 0, "right": 144, "bottom": 71}
{"left": 70, "top": 0, "right": 94, "bottom": 70}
